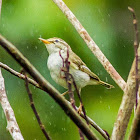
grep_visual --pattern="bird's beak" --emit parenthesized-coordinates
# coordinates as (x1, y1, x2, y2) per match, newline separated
(39, 38, 51, 44)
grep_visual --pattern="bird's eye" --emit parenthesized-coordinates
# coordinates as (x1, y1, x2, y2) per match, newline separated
(55, 40, 59, 42)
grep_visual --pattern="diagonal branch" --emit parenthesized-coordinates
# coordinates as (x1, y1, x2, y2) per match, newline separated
(111, 59, 136, 140)
(0, 34, 98, 140)
(24, 71, 51, 140)
(128, 98, 140, 140)
(59, 42, 85, 139)
(0, 62, 108, 139)
(0, 62, 40, 89)
(52, 0, 126, 91)
(128, 7, 139, 109)
(0, 69, 24, 140)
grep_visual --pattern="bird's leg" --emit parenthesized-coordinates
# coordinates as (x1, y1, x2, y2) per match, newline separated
(77, 89, 83, 114)
(77, 102, 83, 114)
(61, 90, 68, 96)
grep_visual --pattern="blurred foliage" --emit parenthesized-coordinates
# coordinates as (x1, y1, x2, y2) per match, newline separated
(0, 0, 140, 140)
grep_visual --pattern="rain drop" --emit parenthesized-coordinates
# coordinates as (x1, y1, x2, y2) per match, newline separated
(108, 14, 110, 17)
(106, 77, 108, 82)
(51, 105, 54, 109)
(49, 122, 51, 126)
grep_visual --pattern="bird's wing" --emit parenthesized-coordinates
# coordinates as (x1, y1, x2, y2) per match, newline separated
(69, 51, 86, 69)
(69, 51, 100, 81)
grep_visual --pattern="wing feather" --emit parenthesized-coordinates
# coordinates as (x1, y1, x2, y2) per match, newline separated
(69, 51, 100, 81)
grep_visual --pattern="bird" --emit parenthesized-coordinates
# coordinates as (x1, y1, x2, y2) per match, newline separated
(39, 37, 114, 96)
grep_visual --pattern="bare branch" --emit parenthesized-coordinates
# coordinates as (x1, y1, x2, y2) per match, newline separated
(0, 61, 109, 140)
(128, 99, 140, 140)
(52, 0, 126, 91)
(0, 62, 40, 89)
(60, 47, 87, 139)
(111, 59, 136, 140)
(23, 71, 51, 140)
(0, 34, 98, 140)
(128, 6, 140, 108)
(0, 69, 24, 140)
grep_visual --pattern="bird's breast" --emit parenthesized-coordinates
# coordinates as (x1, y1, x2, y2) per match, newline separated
(47, 53, 91, 89)
(47, 53, 63, 72)
(47, 53, 68, 88)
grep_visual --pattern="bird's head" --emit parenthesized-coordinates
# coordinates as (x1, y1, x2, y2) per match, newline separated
(39, 37, 70, 54)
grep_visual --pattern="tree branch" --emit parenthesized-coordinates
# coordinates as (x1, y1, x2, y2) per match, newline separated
(0, 62, 40, 89)
(0, 34, 98, 140)
(0, 69, 24, 140)
(111, 59, 136, 140)
(52, 0, 126, 91)
(0, 61, 109, 139)
(24, 71, 51, 140)
(128, 7, 139, 108)
(59, 42, 85, 139)
(128, 99, 140, 140)
(111, 7, 140, 139)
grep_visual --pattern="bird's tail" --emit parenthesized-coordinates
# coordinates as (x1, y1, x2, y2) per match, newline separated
(99, 81, 114, 89)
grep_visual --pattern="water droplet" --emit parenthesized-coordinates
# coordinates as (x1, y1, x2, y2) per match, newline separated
(50, 112, 52, 116)
(106, 77, 108, 82)
(100, 96, 102, 99)
(108, 14, 110, 17)
(33, 117, 36, 120)
(51, 105, 54, 109)
(18, 81, 21, 85)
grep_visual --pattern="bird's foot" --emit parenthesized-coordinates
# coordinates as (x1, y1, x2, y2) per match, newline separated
(61, 91, 68, 96)
(77, 103, 82, 114)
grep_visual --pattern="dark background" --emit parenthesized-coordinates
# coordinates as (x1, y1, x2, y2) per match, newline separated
(0, 0, 140, 139)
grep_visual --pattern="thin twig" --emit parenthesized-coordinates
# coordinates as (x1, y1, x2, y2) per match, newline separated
(0, 69, 24, 140)
(0, 61, 109, 140)
(128, 7, 139, 109)
(79, 113, 109, 140)
(52, 0, 126, 91)
(59, 49, 76, 110)
(59, 47, 89, 126)
(59, 47, 85, 139)
(23, 70, 51, 140)
(128, 99, 140, 140)
(0, 62, 40, 88)
(0, 34, 98, 140)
